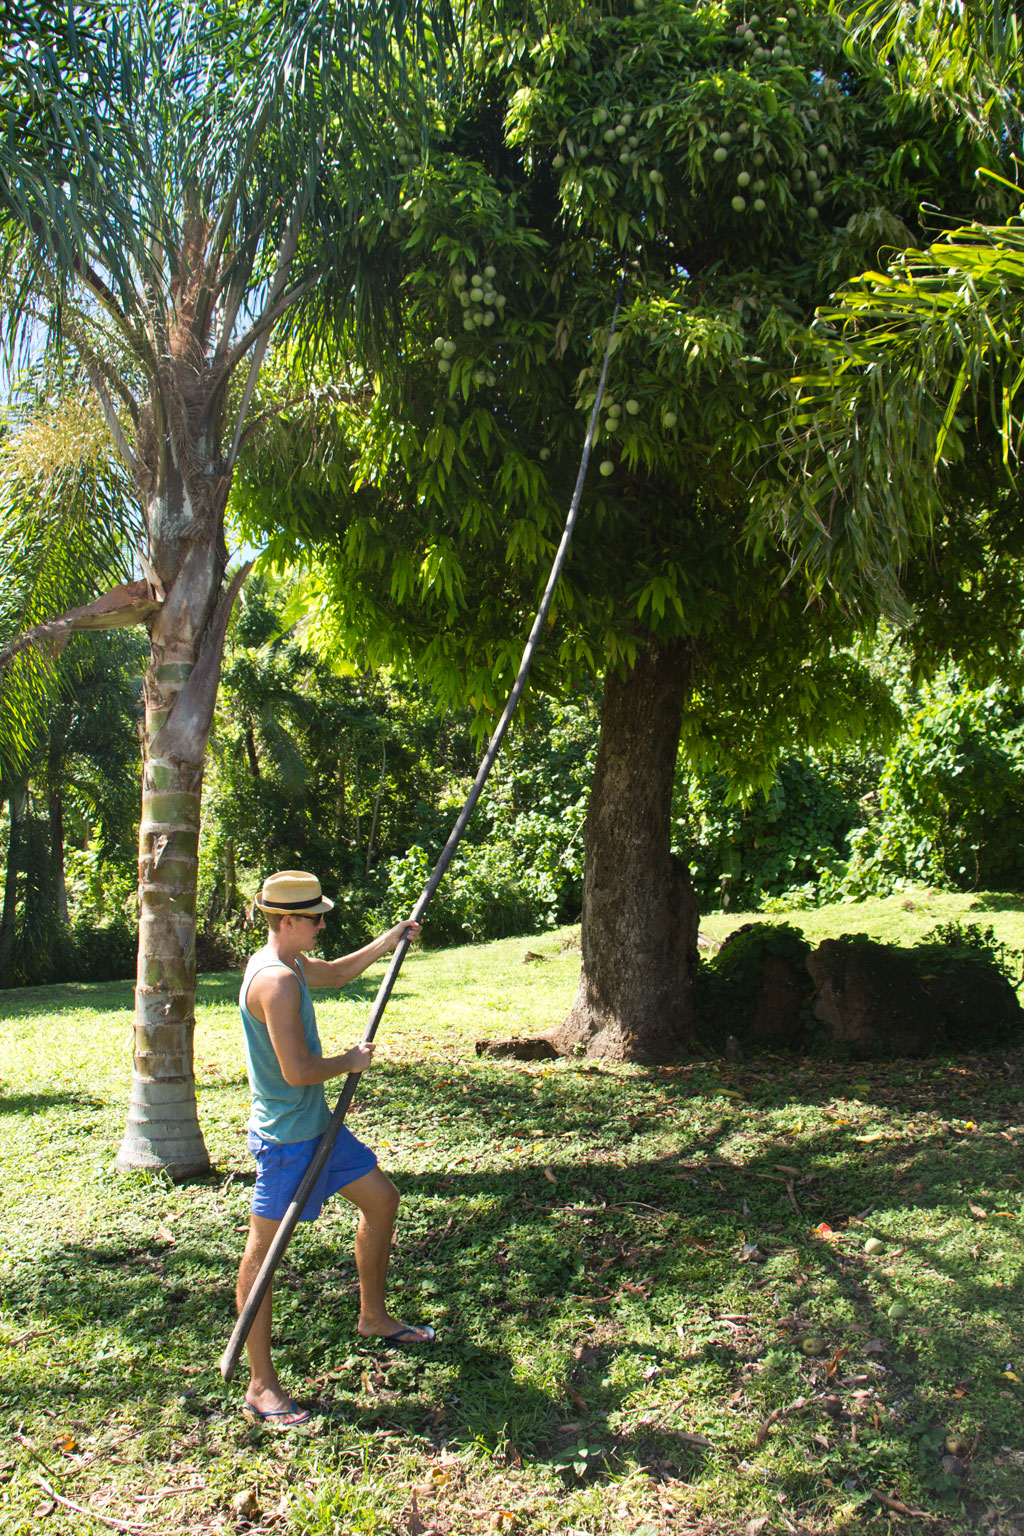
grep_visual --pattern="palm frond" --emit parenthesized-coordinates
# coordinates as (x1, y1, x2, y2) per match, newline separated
(839, 0, 1024, 136)
(0, 387, 140, 775)
(765, 213, 1024, 612)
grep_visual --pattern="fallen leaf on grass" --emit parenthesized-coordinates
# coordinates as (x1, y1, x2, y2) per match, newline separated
(664, 1429, 711, 1447)
(871, 1489, 930, 1518)
(754, 1395, 806, 1447)
(863, 1339, 886, 1355)
(968, 1202, 988, 1219)
(812, 1223, 837, 1241)
(405, 1492, 427, 1535)
(746, 1518, 769, 1536)
(543, 1167, 557, 1185)
(825, 1348, 848, 1379)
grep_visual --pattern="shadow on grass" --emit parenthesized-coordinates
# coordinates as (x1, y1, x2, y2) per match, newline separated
(966, 892, 1024, 914)
(0, 1088, 105, 1115)
(3, 1048, 1021, 1524)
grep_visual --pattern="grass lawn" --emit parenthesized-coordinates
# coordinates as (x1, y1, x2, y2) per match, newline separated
(1, 886, 1022, 1536)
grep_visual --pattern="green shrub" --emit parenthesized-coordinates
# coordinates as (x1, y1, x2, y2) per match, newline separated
(69, 920, 137, 983)
(917, 919, 1023, 988)
(676, 757, 864, 911)
(373, 842, 555, 946)
(696, 921, 812, 1047)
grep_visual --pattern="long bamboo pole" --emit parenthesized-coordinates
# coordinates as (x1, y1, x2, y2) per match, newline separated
(221, 277, 626, 1382)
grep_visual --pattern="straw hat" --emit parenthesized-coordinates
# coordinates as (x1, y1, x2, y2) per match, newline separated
(256, 870, 335, 915)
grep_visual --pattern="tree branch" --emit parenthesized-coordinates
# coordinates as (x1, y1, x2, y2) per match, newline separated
(225, 148, 321, 470)
(83, 362, 144, 480)
(0, 582, 160, 670)
(213, 275, 316, 397)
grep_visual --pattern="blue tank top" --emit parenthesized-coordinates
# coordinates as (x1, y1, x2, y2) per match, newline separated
(239, 951, 330, 1144)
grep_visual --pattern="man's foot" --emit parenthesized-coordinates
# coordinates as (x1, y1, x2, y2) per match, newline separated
(358, 1318, 435, 1349)
(242, 1396, 312, 1429)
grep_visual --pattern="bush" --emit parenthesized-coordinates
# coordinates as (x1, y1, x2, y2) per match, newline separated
(695, 921, 812, 1047)
(676, 757, 865, 911)
(373, 842, 556, 946)
(69, 920, 137, 983)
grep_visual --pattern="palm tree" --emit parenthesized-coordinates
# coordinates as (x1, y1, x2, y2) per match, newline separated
(766, 0, 1024, 610)
(0, 0, 457, 1175)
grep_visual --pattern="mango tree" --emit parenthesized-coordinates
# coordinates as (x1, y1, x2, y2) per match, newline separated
(240, 0, 1012, 1059)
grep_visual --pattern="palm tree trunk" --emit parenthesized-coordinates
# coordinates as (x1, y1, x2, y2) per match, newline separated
(115, 475, 244, 1177)
(48, 785, 69, 923)
(116, 655, 210, 1174)
(0, 786, 27, 985)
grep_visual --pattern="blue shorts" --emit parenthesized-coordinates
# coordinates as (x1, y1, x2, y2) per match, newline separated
(248, 1126, 378, 1222)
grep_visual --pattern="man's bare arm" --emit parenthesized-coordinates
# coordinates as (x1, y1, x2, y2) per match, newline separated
(301, 919, 421, 990)
(250, 969, 374, 1087)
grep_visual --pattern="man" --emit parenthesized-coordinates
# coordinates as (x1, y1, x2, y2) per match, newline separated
(236, 868, 431, 1427)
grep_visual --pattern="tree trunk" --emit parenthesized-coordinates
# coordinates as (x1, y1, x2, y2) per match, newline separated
(549, 640, 699, 1063)
(0, 786, 27, 985)
(115, 474, 241, 1178)
(48, 785, 69, 924)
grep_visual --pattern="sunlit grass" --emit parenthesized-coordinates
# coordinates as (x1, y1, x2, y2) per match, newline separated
(1, 902, 1022, 1535)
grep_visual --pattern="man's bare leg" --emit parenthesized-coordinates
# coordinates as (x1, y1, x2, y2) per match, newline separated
(341, 1167, 434, 1342)
(236, 1213, 308, 1421)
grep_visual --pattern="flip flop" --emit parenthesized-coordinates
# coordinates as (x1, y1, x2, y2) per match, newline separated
(365, 1323, 436, 1350)
(242, 1398, 312, 1429)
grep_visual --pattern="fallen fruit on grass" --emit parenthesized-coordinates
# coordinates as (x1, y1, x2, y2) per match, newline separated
(945, 1434, 969, 1456)
(599, 459, 615, 475)
(887, 1301, 908, 1319)
(863, 1237, 885, 1255)
(801, 1336, 826, 1356)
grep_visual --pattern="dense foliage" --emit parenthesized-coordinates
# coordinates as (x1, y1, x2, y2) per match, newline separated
(239, 0, 1011, 775)
(196, 584, 596, 956)
(0, 629, 144, 987)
